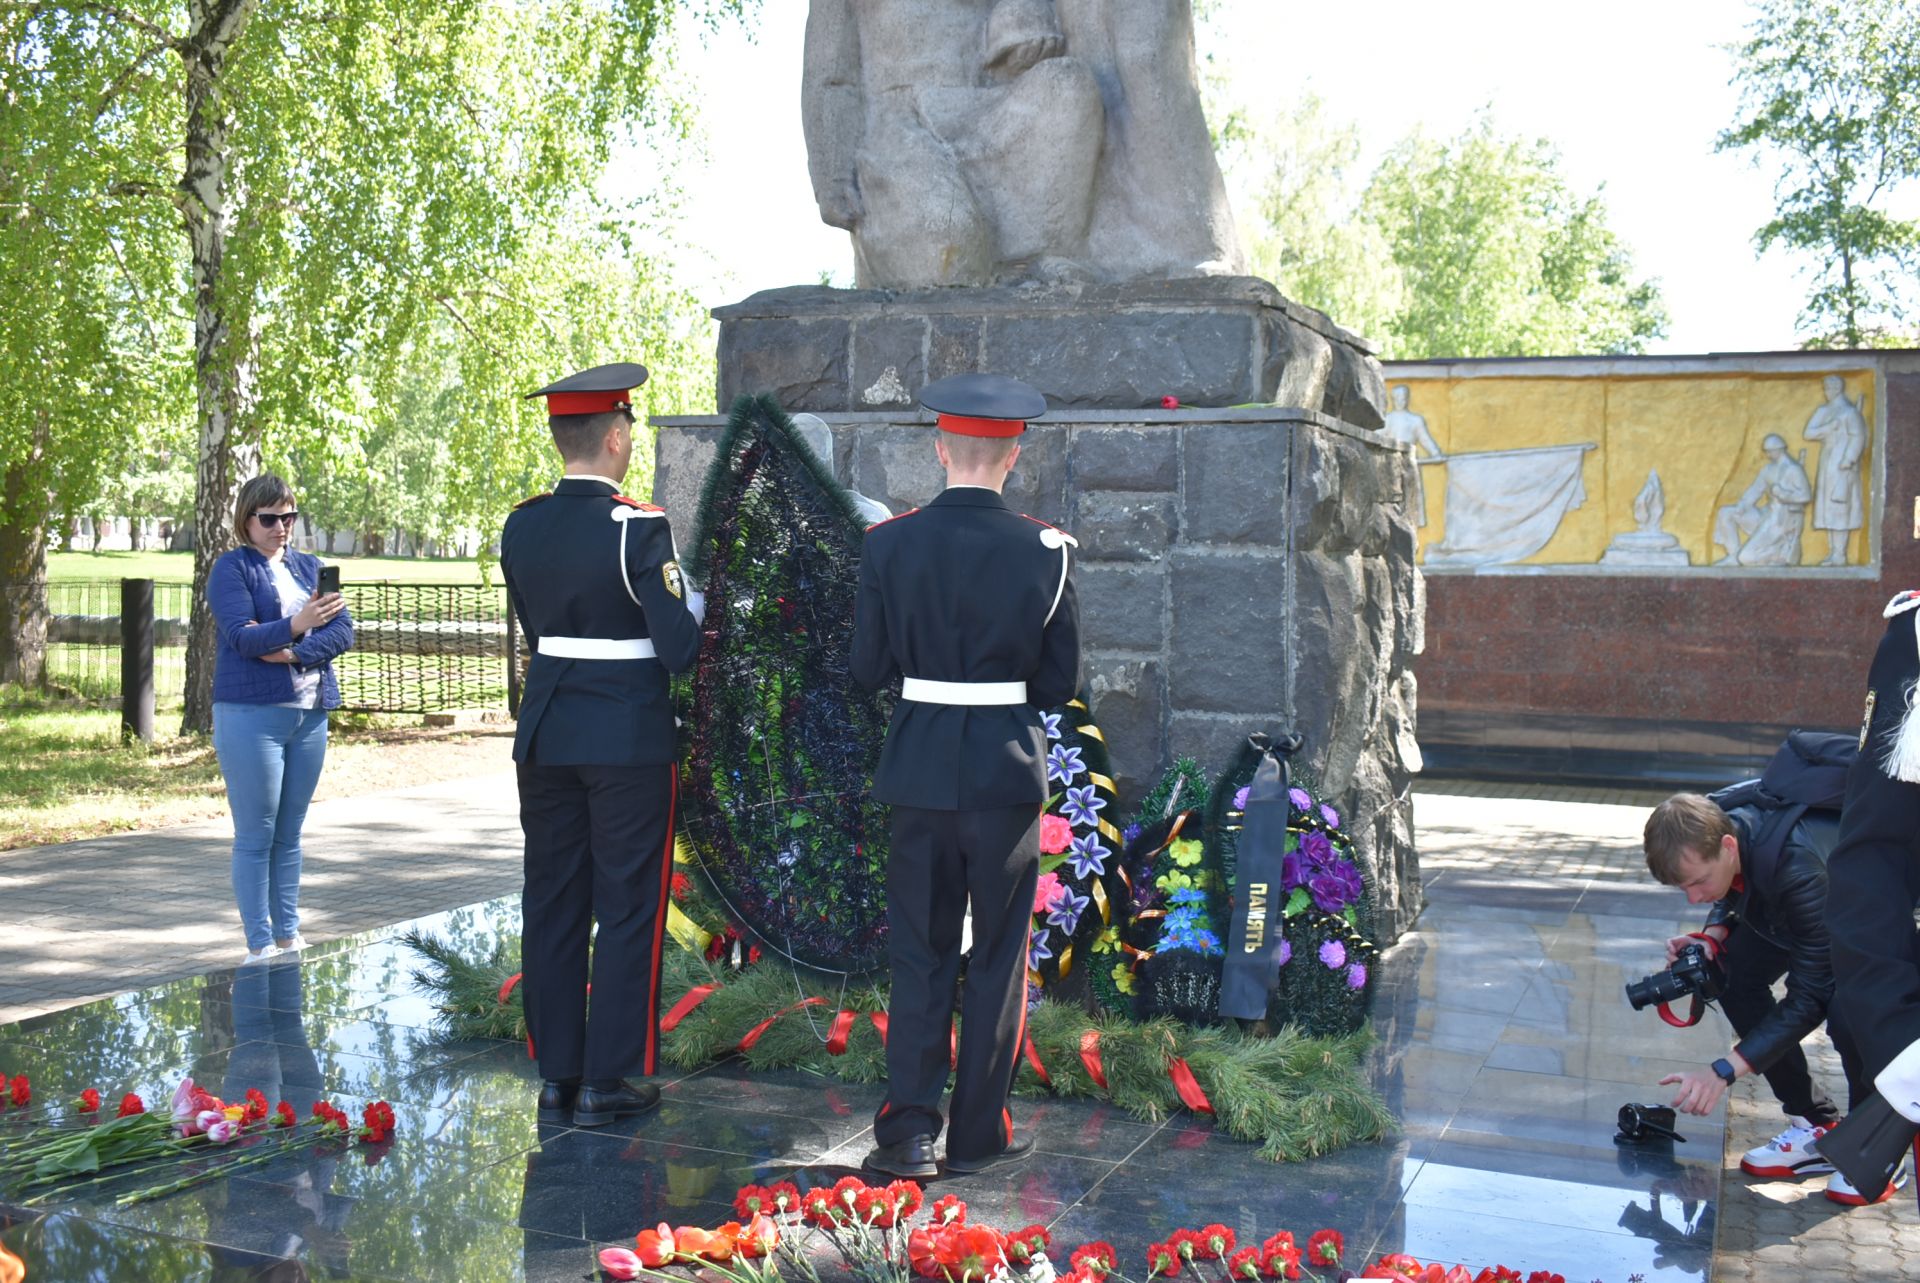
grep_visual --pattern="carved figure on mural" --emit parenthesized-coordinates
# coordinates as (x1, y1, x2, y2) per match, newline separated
(1381, 384, 1444, 527)
(1714, 434, 1813, 567)
(801, 0, 1244, 288)
(1802, 375, 1867, 566)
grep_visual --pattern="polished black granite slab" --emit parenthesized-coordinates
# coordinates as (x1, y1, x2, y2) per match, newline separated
(1, 873, 1728, 1282)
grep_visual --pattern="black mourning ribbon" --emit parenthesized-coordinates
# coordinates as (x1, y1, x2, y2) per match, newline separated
(1218, 731, 1305, 1021)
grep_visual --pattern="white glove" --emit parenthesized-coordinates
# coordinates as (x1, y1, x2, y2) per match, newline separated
(686, 589, 707, 627)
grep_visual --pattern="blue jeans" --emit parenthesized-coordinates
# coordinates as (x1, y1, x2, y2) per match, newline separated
(213, 702, 329, 950)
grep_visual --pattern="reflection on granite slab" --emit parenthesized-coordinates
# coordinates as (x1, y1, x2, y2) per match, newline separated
(1, 875, 1727, 1282)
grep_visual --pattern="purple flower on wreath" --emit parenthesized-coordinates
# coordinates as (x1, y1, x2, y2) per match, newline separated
(1320, 803, 1341, 829)
(1041, 712, 1062, 741)
(1281, 851, 1306, 891)
(1319, 939, 1347, 969)
(1299, 830, 1335, 868)
(1047, 888, 1089, 934)
(1346, 962, 1368, 990)
(1289, 786, 1312, 811)
(1028, 934, 1055, 970)
(1047, 744, 1086, 786)
(1232, 786, 1250, 811)
(1274, 937, 1293, 968)
(1309, 867, 1363, 914)
(1060, 785, 1106, 828)
(1065, 833, 1111, 880)
(1123, 822, 1142, 844)
(1026, 980, 1044, 1012)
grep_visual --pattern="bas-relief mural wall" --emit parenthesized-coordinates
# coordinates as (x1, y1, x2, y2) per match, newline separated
(1385, 368, 1879, 572)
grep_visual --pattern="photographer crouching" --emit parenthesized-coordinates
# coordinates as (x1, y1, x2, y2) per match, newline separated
(1640, 790, 1883, 1204)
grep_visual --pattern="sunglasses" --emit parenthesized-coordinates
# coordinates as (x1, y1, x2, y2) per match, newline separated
(252, 511, 300, 528)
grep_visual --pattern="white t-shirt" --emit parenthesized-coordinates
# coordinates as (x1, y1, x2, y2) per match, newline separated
(268, 556, 323, 709)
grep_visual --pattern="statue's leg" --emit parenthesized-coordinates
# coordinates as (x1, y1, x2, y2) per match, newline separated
(955, 57, 1104, 272)
(852, 106, 994, 288)
(1824, 529, 1850, 565)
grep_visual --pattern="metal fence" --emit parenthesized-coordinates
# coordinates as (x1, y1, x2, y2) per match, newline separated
(0, 579, 516, 716)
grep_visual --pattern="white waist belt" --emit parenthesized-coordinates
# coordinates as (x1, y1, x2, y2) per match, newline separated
(900, 677, 1028, 706)
(537, 636, 657, 660)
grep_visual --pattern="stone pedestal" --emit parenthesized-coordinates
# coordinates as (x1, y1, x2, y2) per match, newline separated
(1598, 532, 1691, 568)
(711, 277, 1388, 430)
(653, 406, 1425, 942)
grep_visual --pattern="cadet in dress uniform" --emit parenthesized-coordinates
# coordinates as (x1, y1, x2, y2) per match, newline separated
(851, 373, 1082, 1178)
(1823, 589, 1920, 1201)
(500, 362, 703, 1128)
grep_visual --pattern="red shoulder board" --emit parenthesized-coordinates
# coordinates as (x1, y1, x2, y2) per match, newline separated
(612, 495, 663, 511)
(513, 492, 551, 509)
(866, 507, 920, 532)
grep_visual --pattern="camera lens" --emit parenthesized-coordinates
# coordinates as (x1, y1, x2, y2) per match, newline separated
(1624, 968, 1687, 1010)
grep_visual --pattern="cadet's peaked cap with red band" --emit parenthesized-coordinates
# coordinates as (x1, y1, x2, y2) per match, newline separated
(525, 361, 649, 417)
(920, 372, 1047, 438)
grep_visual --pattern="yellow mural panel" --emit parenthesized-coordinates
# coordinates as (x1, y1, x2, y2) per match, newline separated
(1385, 369, 1876, 570)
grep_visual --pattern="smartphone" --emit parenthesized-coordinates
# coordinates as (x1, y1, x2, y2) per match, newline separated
(318, 565, 341, 596)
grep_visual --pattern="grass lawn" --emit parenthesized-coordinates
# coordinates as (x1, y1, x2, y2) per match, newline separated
(47, 549, 488, 585)
(0, 695, 514, 850)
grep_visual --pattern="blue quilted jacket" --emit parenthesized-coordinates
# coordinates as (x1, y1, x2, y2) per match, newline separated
(207, 546, 354, 708)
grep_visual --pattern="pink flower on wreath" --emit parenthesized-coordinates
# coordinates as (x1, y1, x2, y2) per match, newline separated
(1033, 871, 1065, 914)
(1039, 814, 1074, 855)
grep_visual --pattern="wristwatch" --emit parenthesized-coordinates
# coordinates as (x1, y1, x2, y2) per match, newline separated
(1711, 1057, 1737, 1085)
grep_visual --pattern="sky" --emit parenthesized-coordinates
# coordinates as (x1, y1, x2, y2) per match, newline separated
(636, 0, 1916, 356)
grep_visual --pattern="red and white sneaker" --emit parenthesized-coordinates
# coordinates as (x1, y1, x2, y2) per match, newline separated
(1740, 1117, 1835, 1178)
(1826, 1155, 1912, 1206)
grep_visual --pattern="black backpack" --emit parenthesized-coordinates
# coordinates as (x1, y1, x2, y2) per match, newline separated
(1705, 730, 1856, 881)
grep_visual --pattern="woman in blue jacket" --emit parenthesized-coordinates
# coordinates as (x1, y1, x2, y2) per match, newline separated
(208, 474, 354, 964)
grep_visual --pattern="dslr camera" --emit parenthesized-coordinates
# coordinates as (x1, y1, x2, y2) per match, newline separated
(1625, 941, 1726, 1011)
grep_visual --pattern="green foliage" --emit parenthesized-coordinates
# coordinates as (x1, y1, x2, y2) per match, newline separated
(1362, 114, 1668, 359)
(1719, 0, 1920, 346)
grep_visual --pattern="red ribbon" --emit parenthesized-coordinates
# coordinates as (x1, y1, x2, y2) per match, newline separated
(737, 997, 827, 1053)
(497, 973, 536, 1060)
(950, 1020, 958, 1070)
(660, 983, 719, 1033)
(1167, 1057, 1214, 1114)
(826, 1009, 857, 1056)
(870, 1012, 889, 1045)
(1023, 1034, 1052, 1087)
(1079, 1030, 1107, 1089)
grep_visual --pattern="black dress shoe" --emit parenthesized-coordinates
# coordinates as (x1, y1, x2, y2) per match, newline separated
(572, 1081, 661, 1127)
(536, 1080, 578, 1124)
(944, 1135, 1035, 1175)
(863, 1134, 939, 1179)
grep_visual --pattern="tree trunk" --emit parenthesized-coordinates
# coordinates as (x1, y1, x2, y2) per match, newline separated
(0, 411, 52, 688)
(178, 0, 261, 735)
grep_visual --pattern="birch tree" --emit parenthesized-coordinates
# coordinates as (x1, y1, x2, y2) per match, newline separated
(1, 0, 741, 728)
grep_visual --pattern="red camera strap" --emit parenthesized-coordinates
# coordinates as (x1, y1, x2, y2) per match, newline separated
(1655, 933, 1723, 1027)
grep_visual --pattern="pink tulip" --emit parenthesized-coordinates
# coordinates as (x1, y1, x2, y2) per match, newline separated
(170, 1078, 200, 1122)
(188, 1108, 223, 1136)
(598, 1247, 643, 1280)
(206, 1118, 239, 1144)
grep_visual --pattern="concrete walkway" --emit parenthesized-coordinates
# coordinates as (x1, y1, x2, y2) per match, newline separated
(0, 771, 523, 1025)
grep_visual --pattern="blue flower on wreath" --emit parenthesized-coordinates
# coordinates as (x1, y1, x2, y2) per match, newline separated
(1064, 833, 1111, 880)
(1060, 784, 1106, 828)
(1046, 888, 1089, 934)
(1041, 712, 1062, 742)
(1046, 744, 1086, 786)
(1027, 934, 1054, 971)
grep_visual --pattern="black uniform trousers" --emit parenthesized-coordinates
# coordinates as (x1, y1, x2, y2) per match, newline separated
(874, 802, 1040, 1162)
(1718, 923, 1866, 1122)
(1827, 780, 1920, 1078)
(517, 760, 676, 1082)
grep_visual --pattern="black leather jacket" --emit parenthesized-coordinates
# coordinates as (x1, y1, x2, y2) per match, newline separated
(1704, 805, 1841, 1073)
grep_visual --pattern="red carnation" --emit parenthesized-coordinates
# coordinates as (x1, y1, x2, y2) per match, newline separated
(766, 1180, 802, 1214)
(1197, 1225, 1234, 1260)
(1306, 1229, 1342, 1266)
(1168, 1229, 1203, 1261)
(1370, 1255, 1425, 1281)
(800, 1187, 839, 1226)
(1005, 1224, 1050, 1265)
(734, 1184, 771, 1219)
(273, 1101, 295, 1128)
(1146, 1242, 1182, 1278)
(116, 1093, 145, 1118)
(1474, 1268, 1523, 1283)
(930, 1193, 967, 1225)
(8, 1074, 29, 1108)
(77, 1089, 101, 1112)
(887, 1179, 923, 1220)
(1524, 1274, 1565, 1283)
(1227, 1247, 1261, 1279)
(244, 1088, 268, 1122)
(855, 1183, 904, 1227)
(1071, 1243, 1117, 1277)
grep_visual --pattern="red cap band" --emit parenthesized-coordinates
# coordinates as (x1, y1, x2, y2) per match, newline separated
(546, 391, 632, 416)
(937, 412, 1024, 438)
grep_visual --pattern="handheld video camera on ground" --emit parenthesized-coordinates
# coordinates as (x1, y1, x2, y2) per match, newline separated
(1625, 941, 1726, 1012)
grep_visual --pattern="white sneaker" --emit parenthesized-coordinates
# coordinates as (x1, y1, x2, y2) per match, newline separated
(1826, 1154, 1912, 1206)
(1740, 1117, 1835, 1178)
(241, 946, 284, 967)
(276, 934, 311, 951)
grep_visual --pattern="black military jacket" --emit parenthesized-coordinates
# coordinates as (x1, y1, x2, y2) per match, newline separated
(851, 486, 1082, 810)
(500, 476, 702, 766)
